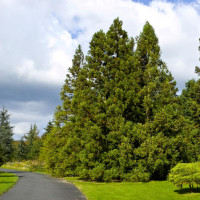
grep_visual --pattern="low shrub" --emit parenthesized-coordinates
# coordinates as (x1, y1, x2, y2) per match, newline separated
(169, 163, 200, 190)
(103, 168, 120, 182)
(75, 166, 90, 180)
(89, 164, 105, 181)
(123, 167, 150, 182)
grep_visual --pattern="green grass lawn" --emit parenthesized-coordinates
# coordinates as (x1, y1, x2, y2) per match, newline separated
(3, 162, 200, 200)
(65, 177, 200, 200)
(0, 171, 18, 195)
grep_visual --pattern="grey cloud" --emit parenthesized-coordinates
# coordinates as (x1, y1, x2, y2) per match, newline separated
(0, 81, 61, 104)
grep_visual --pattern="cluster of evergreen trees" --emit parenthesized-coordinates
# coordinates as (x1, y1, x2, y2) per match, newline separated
(1, 18, 199, 182)
(0, 106, 42, 164)
(39, 18, 200, 181)
(15, 124, 42, 161)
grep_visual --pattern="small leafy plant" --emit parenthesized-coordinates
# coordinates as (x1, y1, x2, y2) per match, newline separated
(169, 163, 200, 191)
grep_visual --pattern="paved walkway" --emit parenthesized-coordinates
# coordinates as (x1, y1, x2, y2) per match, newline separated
(0, 168, 86, 200)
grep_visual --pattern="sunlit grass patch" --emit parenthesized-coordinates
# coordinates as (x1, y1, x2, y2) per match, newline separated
(0, 171, 18, 195)
(2, 161, 30, 171)
(64, 177, 200, 200)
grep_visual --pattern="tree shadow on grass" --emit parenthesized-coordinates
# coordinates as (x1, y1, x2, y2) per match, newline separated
(0, 174, 16, 177)
(0, 170, 28, 174)
(174, 188, 200, 194)
(0, 181, 16, 184)
(0, 171, 24, 178)
(8, 171, 28, 173)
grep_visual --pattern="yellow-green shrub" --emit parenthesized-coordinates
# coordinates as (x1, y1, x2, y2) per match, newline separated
(169, 163, 200, 189)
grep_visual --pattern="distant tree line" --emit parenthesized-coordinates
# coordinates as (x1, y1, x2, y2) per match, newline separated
(0, 107, 42, 165)
(38, 18, 200, 181)
(14, 124, 42, 161)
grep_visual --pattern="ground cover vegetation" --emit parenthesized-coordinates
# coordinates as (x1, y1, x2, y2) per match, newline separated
(0, 171, 18, 195)
(38, 18, 200, 182)
(65, 177, 200, 200)
(1, 160, 46, 173)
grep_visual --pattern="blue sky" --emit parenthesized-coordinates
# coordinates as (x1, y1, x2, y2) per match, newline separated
(0, 0, 199, 139)
(136, 0, 196, 4)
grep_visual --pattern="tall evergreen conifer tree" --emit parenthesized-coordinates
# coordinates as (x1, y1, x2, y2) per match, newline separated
(40, 19, 191, 181)
(0, 107, 13, 164)
(74, 18, 138, 181)
(132, 22, 188, 180)
(16, 136, 28, 161)
(25, 124, 41, 160)
(181, 40, 200, 127)
(40, 45, 87, 176)
(178, 41, 200, 166)
(134, 22, 177, 122)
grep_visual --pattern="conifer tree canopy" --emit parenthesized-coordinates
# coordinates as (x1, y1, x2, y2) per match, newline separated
(40, 18, 197, 181)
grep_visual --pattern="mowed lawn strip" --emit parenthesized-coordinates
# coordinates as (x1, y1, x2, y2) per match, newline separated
(64, 177, 200, 200)
(0, 171, 18, 195)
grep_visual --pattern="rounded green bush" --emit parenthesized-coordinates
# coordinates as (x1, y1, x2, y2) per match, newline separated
(169, 163, 200, 189)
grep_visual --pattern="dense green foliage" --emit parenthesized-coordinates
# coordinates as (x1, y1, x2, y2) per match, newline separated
(0, 108, 13, 166)
(40, 18, 200, 181)
(180, 78, 200, 128)
(15, 137, 28, 161)
(169, 163, 200, 190)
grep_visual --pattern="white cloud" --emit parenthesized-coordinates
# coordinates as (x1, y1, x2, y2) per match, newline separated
(1, 0, 199, 87)
(0, 0, 78, 86)
(12, 122, 29, 139)
(1, 0, 200, 138)
(9, 100, 53, 139)
(39, 0, 200, 90)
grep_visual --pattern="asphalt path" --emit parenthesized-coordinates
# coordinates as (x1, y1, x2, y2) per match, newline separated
(0, 168, 86, 200)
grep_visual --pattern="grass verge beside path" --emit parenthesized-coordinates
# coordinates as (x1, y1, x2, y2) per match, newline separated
(0, 171, 18, 195)
(64, 177, 200, 200)
(2, 161, 47, 174)
(3, 162, 200, 200)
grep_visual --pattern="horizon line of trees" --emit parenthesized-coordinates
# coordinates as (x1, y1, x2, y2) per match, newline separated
(0, 107, 42, 165)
